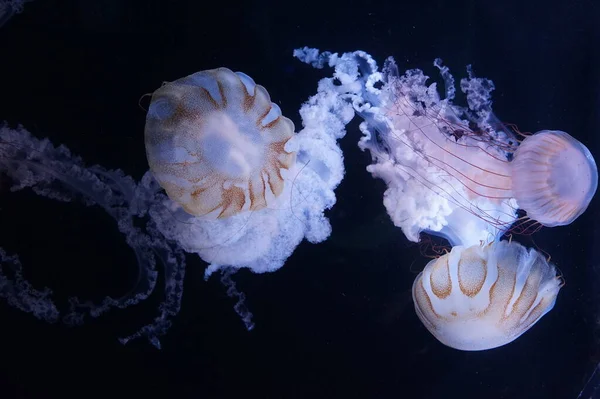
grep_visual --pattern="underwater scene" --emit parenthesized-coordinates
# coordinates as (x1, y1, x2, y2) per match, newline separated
(1, 0, 599, 398)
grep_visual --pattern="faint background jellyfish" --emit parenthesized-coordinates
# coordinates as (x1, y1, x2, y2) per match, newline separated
(143, 67, 349, 327)
(0, 124, 185, 348)
(294, 47, 598, 248)
(0, 0, 31, 28)
(412, 240, 563, 351)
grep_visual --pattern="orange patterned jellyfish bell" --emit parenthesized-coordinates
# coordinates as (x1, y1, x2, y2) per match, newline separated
(144, 67, 296, 218)
(412, 240, 563, 351)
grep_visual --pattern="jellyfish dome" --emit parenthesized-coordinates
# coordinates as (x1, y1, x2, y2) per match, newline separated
(144, 67, 349, 276)
(144, 67, 296, 218)
(510, 130, 598, 227)
(412, 240, 562, 351)
(294, 47, 598, 247)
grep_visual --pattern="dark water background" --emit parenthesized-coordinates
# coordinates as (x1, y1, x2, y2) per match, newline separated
(0, 0, 599, 398)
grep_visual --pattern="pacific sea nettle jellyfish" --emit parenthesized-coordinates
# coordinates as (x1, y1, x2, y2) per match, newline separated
(0, 64, 349, 345)
(412, 240, 562, 350)
(143, 67, 348, 278)
(294, 47, 598, 248)
(294, 47, 597, 350)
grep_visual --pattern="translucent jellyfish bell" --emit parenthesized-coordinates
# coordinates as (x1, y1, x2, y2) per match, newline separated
(412, 240, 562, 351)
(510, 130, 598, 227)
(144, 67, 296, 218)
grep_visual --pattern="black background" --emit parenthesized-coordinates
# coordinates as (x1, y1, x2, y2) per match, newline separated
(1, 0, 599, 398)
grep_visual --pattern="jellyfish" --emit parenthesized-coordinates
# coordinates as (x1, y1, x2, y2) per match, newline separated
(294, 47, 598, 247)
(0, 0, 30, 28)
(510, 129, 597, 227)
(412, 240, 562, 351)
(0, 66, 349, 346)
(144, 67, 348, 277)
(293, 47, 596, 350)
(144, 67, 296, 219)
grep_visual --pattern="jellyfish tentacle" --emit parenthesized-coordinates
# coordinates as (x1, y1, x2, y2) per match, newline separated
(0, 125, 185, 348)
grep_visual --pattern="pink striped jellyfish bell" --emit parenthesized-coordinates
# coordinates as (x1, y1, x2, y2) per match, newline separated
(510, 130, 598, 227)
(144, 67, 296, 218)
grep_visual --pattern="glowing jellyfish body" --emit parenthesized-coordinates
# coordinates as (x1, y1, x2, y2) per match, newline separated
(144, 67, 296, 218)
(294, 47, 598, 247)
(144, 67, 348, 276)
(412, 240, 562, 351)
(510, 130, 598, 226)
